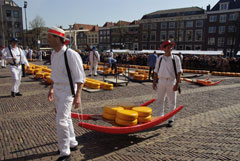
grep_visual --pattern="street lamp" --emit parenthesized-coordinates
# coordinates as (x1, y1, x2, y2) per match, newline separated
(24, 1, 28, 47)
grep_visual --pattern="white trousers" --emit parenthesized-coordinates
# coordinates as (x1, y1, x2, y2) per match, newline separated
(156, 78, 177, 122)
(1, 59, 6, 67)
(89, 61, 98, 75)
(54, 84, 78, 157)
(9, 65, 22, 93)
(39, 55, 42, 61)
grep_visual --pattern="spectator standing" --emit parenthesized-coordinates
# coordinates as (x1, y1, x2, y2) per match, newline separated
(147, 51, 157, 80)
(88, 47, 100, 76)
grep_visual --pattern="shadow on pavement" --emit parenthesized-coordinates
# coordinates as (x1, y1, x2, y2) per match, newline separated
(77, 131, 160, 160)
(0, 95, 11, 98)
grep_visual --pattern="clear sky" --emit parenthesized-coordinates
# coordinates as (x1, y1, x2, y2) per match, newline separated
(16, 0, 219, 29)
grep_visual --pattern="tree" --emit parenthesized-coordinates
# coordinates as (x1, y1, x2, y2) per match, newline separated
(28, 15, 46, 49)
(29, 15, 45, 29)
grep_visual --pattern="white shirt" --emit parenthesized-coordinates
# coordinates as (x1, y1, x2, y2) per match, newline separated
(89, 50, 100, 63)
(51, 45, 86, 85)
(3, 46, 29, 66)
(154, 55, 182, 79)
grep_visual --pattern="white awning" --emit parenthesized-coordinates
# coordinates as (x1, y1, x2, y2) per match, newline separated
(236, 51, 240, 55)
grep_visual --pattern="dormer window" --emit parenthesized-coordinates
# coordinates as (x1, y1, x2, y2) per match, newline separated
(219, 2, 229, 10)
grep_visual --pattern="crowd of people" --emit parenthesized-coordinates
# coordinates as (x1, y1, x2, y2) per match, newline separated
(78, 51, 240, 73)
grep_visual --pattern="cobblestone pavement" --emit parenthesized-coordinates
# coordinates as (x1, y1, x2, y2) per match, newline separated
(0, 62, 239, 161)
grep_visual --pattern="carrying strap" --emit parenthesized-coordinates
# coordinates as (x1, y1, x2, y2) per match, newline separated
(64, 48, 75, 97)
(172, 55, 181, 94)
(157, 57, 162, 74)
(8, 45, 16, 65)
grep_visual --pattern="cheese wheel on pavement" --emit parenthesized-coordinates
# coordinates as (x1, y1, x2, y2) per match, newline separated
(104, 106, 124, 115)
(115, 117, 137, 126)
(132, 106, 152, 117)
(116, 110, 138, 121)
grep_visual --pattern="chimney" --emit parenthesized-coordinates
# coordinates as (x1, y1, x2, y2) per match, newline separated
(207, 4, 211, 11)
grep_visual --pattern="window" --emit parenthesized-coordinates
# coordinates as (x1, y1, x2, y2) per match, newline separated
(142, 32, 148, 41)
(169, 22, 175, 29)
(168, 31, 175, 41)
(185, 45, 192, 50)
(15, 32, 20, 38)
(186, 21, 193, 28)
(160, 31, 166, 41)
(195, 30, 203, 41)
(7, 21, 12, 28)
(186, 30, 193, 41)
(208, 27, 216, 33)
(208, 37, 215, 45)
(194, 45, 202, 50)
(219, 14, 227, 23)
(177, 45, 183, 50)
(161, 22, 167, 29)
(100, 31, 103, 35)
(196, 20, 203, 27)
(143, 24, 148, 30)
(227, 37, 235, 45)
(177, 31, 184, 42)
(179, 22, 184, 29)
(150, 31, 156, 41)
(228, 26, 236, 33)
(142, 44, 148, 50)
(150, 45, 156, 50)
(107, 30, 110, 35)
(151, 23, 157, 30)
(6, 10, 11, 17)
(209, 15, 217, 22)
(13, 11, 19, 18)
(100, 37, 103, 43)
(219, 26, 225, 34)
(218, 37, 225, 47)
(14, 22, 20, 28)
(229, 13, 237, 21)
(219, 3, 228, 10)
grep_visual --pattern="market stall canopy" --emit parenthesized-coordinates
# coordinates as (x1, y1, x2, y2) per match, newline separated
(236, 51, 240, 55)
(171, 50, 224, 55)
(105, 49, 131, 53)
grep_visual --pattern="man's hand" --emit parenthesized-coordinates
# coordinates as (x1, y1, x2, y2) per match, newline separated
(48, 89, 54, 102)
(73, 94, 81, 109)
(173, 84, 178, 91)
(153, 82, 157, 90)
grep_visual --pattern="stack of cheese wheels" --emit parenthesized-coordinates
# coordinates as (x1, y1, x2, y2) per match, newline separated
(102, 105, 124, 120)
(115, 110, 138, 126)
(132, 106, 152, 123)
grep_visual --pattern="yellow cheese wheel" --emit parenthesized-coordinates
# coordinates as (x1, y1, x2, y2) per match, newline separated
(102, 112, 115, 120)
(104, 106, 124, 115)
(104, 86, 114, 90)
(115, 117, 137, 126)
(116, 110, 138, 121)
(132, 106, 152, 117)
(138, 115, 152, 123)
(117, 102, 136, 110)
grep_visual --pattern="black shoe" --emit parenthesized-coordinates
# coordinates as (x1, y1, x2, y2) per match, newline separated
(166, 121, 174, 128)
(56, 155, 71, 161)
(11, 92, 16, 97)
(15, 92, 23, 96)
(94, 75, 97, 77)
(88, 74, 92, 77)
(57, 146, 78, 154)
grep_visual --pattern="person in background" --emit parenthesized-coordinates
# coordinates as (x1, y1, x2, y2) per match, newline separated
(1, 45, 7, 68)
(153, 40, 182, 127)
(2, 38, 30, 97)
(147, 51, 158, 80)
(88, 46, 100, 76)
(108, 51, 117, 72)
(47, 27, 85, 161)
(38, 49, 43, 61)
